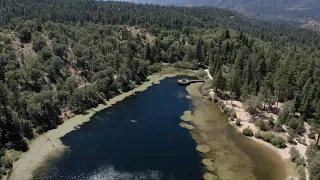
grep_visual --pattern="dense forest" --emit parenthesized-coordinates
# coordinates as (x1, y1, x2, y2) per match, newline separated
(0, 0, 320, 179)
(1, 0, 320, 47)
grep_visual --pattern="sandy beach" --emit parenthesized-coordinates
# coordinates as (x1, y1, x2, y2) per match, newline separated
(9, 69, 196, 180)
(203, 69, 310, 180)
(8, 68, 308, 180)
(182, 82, 287, 180)
(223, 99, 311, 179)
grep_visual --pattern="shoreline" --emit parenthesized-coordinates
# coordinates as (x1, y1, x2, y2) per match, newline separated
(202, 69, 302, 179)
(8, 68, 304, 180)
(183, 83, 258, 180)
(221, 99, 305, 180)
(9, 69, 197, 180)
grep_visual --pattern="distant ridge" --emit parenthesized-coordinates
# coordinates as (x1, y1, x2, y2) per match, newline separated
(113, 0, 320, 21)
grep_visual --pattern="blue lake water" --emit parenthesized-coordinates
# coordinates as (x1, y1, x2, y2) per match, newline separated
(33, 75, 286, 180)
(34, 76, 203, 180)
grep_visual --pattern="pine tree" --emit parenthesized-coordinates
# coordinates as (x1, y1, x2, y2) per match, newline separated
(301, 96, 314, 120)
(227, 66, 242, 97)
(224, 29, 230, 40)
(195, 38, 204, 63)
(145, 43, 151, 62)
(214, 70, 226, 92)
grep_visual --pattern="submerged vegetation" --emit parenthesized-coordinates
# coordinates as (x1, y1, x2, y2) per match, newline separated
(0, 0, 319, 177)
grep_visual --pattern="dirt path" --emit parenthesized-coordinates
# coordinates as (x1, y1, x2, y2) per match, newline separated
(204, 69, 213, 80)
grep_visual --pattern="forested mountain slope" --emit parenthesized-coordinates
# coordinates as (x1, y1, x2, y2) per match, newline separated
(1, 0, 320, 47)
(182, 0, 320, 21)
(0, 0, 320, 179)
(0, 21, 153, 153)
(122, 0, 320, 21)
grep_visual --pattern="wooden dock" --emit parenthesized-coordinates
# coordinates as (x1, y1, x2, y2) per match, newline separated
(178, 79, 204, 85)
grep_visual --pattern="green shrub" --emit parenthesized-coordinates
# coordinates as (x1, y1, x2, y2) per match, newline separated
(23, 121, 34, 139)
(268, 117, 275, 128)
(255, 131, 286, 148)
(297, 166, 306, 180)
(290, 147, 300, 162)
(308, 153, 320, 180)
(19, 27, 32, 43)
(148, 63, 162, 74)
(254, 131, 262, 139)
(223, 107, 230, 114)
(236, 118, 241, 126)
(230, 117, 235, 121)
(243, 127, 254, 137)
(288, 130, 296, 144)
(53, 43, 68, 58)
(220, 102, 226, 110)
(295, 157, 305, 166)
(258, 119, 268, 131)
(197, 71, 207, 79)
(270, 136, 286, 148)
(230, 108, 237, 118)
(41, 47, 53, 60)
(32, 35, 46, 51)
(14, 138, 29, 152)
(306, 143, 317, 162)
(0, 167, 7, 175)
(0, 156, 13, 169)
(0, 36, 11, 44)
(173, 61, 197, 70)
(288, 118, 305, 135)
(273, 121, 283, 132)
(308, 132, 316, 139)
(261, 132, 275, 143)
(244, 96, 260, 115)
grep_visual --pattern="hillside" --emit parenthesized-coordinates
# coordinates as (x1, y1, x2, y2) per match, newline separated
(301, 18, 320, 31)
(121, 0, 320, 23)
(0, 1, 320, 179)
(183, 0, 320, 27)
(1, 0, 320, 47)
(0, 20, 154, 152)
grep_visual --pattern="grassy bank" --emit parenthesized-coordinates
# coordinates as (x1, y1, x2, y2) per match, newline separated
(181, 82, 286, 180)
(8, 68, 197, 180)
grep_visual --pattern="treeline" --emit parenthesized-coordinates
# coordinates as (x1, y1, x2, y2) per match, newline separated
(0, 11, 319, 155)
(0, 20, 151, 154)
(0, 0, 320, 47)
(206, 29, 320, 136)
(153, 27, 320, 133)
(0, 0, 320, 177)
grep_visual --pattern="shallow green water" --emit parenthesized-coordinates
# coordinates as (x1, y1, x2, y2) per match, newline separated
(33, 76, 286, 180)
(208, 101, 286, 180)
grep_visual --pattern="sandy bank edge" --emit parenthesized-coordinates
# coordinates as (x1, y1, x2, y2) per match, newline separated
(9, 70, 196, 180)
(203, 68, 302, 179)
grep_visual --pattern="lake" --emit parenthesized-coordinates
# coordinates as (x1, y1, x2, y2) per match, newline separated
(33, 76, 285, 180)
